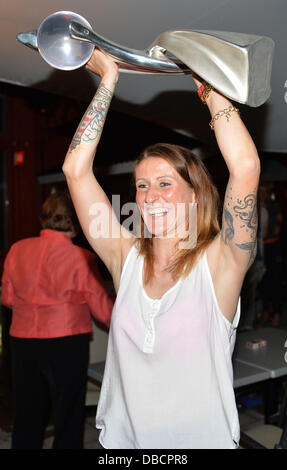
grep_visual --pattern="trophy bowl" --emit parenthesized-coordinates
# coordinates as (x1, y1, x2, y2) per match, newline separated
(37, 11, 95, 70)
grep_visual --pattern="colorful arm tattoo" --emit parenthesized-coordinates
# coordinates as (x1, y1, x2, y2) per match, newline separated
(69, 84, 113, 152)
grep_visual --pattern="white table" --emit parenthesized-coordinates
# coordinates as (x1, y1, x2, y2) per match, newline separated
(233, 328, 287, 378)
(233, 360, 270, 388)
(233, 328, 287, 428)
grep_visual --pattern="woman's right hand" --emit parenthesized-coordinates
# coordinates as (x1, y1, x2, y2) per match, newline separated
(85, 49, 119, 82)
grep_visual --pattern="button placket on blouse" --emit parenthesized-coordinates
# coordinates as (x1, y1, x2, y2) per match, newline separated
(143, 300, 160, 353)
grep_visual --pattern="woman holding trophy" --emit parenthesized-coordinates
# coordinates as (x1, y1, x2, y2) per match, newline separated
(63, 49, 260, 449)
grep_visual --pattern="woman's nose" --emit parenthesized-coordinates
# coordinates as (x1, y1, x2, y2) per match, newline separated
(145, 187, 159, 203)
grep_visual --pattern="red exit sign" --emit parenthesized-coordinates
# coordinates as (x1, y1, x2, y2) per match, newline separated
(14, 150, 25, 166)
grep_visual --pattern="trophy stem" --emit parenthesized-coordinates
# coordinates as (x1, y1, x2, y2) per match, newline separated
(69, 21, 192, 75)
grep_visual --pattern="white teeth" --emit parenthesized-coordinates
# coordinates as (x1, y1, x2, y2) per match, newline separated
(148, 207, 169, 216)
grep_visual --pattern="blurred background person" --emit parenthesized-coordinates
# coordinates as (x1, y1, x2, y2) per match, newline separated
(256, 184, 283, 328)
(1, 190, 113, 449)
(239, 187, 269, 331)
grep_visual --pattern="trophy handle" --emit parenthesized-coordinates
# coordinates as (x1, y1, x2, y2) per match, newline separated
(69, 21, 191, 74)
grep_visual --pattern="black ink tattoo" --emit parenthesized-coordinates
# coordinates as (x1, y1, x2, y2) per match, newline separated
(69, 84, 113, 152)
(236, 240, 257, 267)
(222, 189, 258, 266)
(221, 208, 234, 244)
(235, 242, 254, 250)
(233, 194, 257, 231)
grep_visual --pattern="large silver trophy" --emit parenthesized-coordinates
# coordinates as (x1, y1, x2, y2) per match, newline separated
(17, 11, 275, 107)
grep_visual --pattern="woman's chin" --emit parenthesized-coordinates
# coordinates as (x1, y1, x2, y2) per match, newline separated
(146, 225, 178, 240)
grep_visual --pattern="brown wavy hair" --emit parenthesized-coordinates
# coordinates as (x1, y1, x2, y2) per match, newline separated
(40, 190, 79, 234)
(133, 143, 221, 284)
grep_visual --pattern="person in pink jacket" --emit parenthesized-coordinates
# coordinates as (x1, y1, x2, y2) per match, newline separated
(1, 190, 114, 449)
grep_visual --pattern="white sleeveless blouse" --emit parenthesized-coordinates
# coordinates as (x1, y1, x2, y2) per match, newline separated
(96, 244, 240, 449)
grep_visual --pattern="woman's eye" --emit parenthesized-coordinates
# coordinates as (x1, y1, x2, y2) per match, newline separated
(136, 183, 148, 190)
(160, 182, 171, 187)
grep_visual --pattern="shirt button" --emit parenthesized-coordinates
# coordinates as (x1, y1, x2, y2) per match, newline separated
(152, 301, 160, 313)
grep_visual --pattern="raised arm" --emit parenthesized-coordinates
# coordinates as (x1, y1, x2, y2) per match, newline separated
(63, 51, 133, 283)
(194, 78, 261, 321)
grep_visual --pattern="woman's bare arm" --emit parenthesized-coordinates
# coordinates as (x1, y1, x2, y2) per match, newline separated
(63, 51, 134, 279)
(194, 78, 261, 322)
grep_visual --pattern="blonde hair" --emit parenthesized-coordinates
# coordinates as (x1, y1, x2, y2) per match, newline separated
(133, 143, 221, 284)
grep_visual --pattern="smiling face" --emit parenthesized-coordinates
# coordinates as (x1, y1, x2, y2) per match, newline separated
(135, 156, 196, 239)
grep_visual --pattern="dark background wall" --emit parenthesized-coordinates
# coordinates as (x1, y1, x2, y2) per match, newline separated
(1, 81, 287, 279)
(0, 82, 202, 277)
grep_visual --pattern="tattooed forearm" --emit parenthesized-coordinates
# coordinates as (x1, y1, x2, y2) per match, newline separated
(222, 188, 258, 265)
(69, 84, 113, 152)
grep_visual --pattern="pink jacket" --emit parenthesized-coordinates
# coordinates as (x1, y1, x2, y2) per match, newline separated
(1, 229, 113, 338)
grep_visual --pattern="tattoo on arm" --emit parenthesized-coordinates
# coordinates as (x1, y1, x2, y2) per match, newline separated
(236, 240, 257, 266)
(69, 84, 113, 152)
(221, 189, 258, 266)
(221, 208, 234, 244)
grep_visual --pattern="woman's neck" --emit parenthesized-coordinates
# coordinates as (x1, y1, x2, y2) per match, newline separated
(151, 237, 178, 271)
